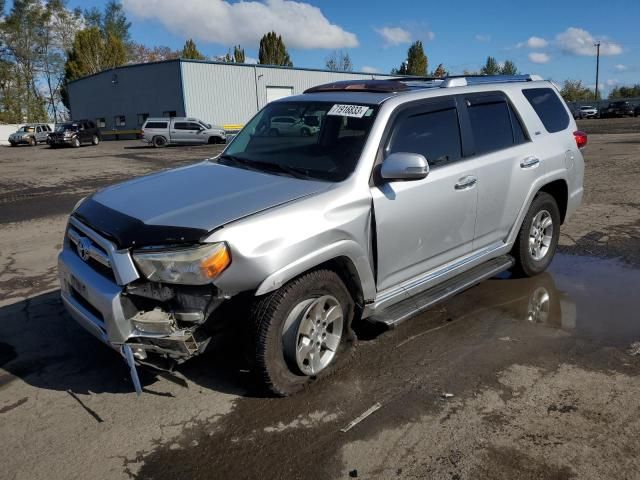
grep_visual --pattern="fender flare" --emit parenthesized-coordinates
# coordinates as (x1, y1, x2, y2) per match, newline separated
(254, 239, 376, 301)
(506, 172, 569, 246)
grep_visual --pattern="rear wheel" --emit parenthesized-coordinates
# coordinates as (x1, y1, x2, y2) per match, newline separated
(511, 192, 561, 277)
(153, 136, 167, 148)
(91, 135, 99, 146)
(10, 141, 16, 147)
(251, 269, 355, 396)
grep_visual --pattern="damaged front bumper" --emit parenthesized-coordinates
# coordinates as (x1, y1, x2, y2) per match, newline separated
(58, 218, 226, 391)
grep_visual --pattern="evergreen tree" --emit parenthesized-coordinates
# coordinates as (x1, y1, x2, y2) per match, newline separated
(500, 60, 518, 75)
(480, 56, 500, 75)
(406, 40, 427, 76)
(258, 32, 292, 66)
(233, 45, 245, 63)
(181, 39, 205, 60)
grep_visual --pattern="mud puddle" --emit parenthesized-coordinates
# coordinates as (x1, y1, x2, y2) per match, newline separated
(127, 254, 640, 478)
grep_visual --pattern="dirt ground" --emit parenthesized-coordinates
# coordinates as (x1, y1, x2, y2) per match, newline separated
(1, 120, 639, 480)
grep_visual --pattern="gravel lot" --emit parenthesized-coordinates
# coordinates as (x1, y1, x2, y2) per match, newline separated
(1, 120, 639, 480)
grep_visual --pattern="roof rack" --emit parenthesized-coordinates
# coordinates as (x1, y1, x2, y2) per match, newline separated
(304, 74, 543, 94)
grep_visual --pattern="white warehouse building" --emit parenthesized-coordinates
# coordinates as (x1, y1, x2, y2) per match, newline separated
(67, 59, 393, 131)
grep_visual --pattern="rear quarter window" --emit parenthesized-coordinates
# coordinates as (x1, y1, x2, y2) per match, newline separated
(145, 122, 168, 129)
(522, 88, 570, 133)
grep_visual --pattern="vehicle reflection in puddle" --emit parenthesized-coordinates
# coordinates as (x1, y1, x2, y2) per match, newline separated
(451, 253, 640, 346)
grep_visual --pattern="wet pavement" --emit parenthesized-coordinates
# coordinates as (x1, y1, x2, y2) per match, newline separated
(2, 253, 639, 479)
(130, 253, 640, 479)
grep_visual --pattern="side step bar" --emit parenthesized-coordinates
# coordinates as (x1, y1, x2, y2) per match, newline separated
(369, 255, 515, 328)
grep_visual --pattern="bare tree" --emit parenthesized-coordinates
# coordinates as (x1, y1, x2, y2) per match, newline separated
(325, 50, 352, 72)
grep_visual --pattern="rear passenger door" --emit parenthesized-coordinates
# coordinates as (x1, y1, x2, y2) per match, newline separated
(170, 121, 188, 143)
(460, 92, 537, 249)
(371, 97, 478, 291)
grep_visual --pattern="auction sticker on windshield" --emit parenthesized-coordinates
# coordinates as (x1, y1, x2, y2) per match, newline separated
(327, 104, 370, 118)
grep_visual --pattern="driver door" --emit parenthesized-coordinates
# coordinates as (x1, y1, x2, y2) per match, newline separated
(371, 97, 478, 292)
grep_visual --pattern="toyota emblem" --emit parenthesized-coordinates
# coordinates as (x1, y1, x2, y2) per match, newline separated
(77, 237, 92, 261)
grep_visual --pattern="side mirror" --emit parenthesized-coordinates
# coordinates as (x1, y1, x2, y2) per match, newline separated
(380, 152, 429, 181)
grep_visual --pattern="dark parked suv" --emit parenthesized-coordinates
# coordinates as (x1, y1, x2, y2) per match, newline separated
(48, 119, 101, 148)
(601, 101, 634, 118)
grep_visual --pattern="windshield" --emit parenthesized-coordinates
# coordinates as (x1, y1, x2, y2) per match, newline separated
(19, 126, 35, 133)
(219, 101, 378, 182)
(55, 123, 77, 132)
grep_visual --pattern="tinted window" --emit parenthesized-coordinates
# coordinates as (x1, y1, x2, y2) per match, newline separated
(522, 88, 569, 133)
(388, 107, 461, 168)
(145, 121, 168, 129)
(468, 98, 514, 155)
(173, 122, 188, 130)
(88, 121, 96, 129)
(186, 122, 202, 130)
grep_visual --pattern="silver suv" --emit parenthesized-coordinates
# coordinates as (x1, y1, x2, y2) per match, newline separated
(9, 123, 52, 146)
(58, 74, 585, 395)
(141, 117, 226, 147)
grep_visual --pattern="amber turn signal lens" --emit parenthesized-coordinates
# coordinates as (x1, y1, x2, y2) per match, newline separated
(200, 244, 231, 279)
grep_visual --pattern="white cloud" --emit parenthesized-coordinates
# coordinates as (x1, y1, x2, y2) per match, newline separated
(475, 34, 491, 42)
(527, 36, 548, 48)
(426, 31, 436, 41)
(244, 56, 258, 64)
(123, 0, 358, 49)
(375, 26, 412, 46)
(360, 66, 380, 74)
(556, 27, 622, 56)
(605, 79, 619, 87)
(528, 52, 550, 64)
(614, 64, 627, 71)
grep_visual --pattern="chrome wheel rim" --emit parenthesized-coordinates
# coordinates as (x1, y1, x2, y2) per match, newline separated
(283, 295, 343, 376)
(529, 210, 553, 261)
(526, 287, 550, 323)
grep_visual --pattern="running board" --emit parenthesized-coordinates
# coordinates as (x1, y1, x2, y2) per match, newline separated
(369, 255, 514, 328)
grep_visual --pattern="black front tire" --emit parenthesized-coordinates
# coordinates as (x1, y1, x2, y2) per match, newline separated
(250, 269, 355, 396)
(511, 192, 561, 277)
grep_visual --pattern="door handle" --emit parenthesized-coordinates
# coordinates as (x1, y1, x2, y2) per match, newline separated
(454, 175, 477, 190)
(520, 156, 540, 169)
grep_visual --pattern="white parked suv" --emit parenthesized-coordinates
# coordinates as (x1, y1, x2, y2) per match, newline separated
(59, 74, 585, 395)
(141, 117, 226, 147)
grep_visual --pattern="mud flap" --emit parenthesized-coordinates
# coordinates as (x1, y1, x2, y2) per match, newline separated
(121, 345, 142, 396)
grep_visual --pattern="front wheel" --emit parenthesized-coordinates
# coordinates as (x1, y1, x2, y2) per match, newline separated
(251, 269, 355, 396)
(29, 137, 36, 146)
(72, 137, 81, 148)
(511, 192, 561, 277)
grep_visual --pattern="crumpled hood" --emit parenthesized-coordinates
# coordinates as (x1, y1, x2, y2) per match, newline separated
(75, 161, 329, 247)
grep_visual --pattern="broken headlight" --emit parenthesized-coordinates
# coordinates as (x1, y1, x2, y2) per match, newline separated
(132, 243, 231, 285)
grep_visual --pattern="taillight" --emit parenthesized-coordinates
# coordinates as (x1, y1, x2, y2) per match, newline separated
(573, 130, 587, 149)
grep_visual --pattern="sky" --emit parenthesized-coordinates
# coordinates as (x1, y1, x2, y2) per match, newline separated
(65, 0, 639, 94)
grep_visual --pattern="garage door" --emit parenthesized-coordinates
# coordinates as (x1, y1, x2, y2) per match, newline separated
(266, 86, 294, 104)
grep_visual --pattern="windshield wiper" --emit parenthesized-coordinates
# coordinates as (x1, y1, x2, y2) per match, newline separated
(218, 155, 310, 179)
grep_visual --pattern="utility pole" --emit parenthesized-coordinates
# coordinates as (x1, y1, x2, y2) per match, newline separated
(594, 42, 601, 102)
